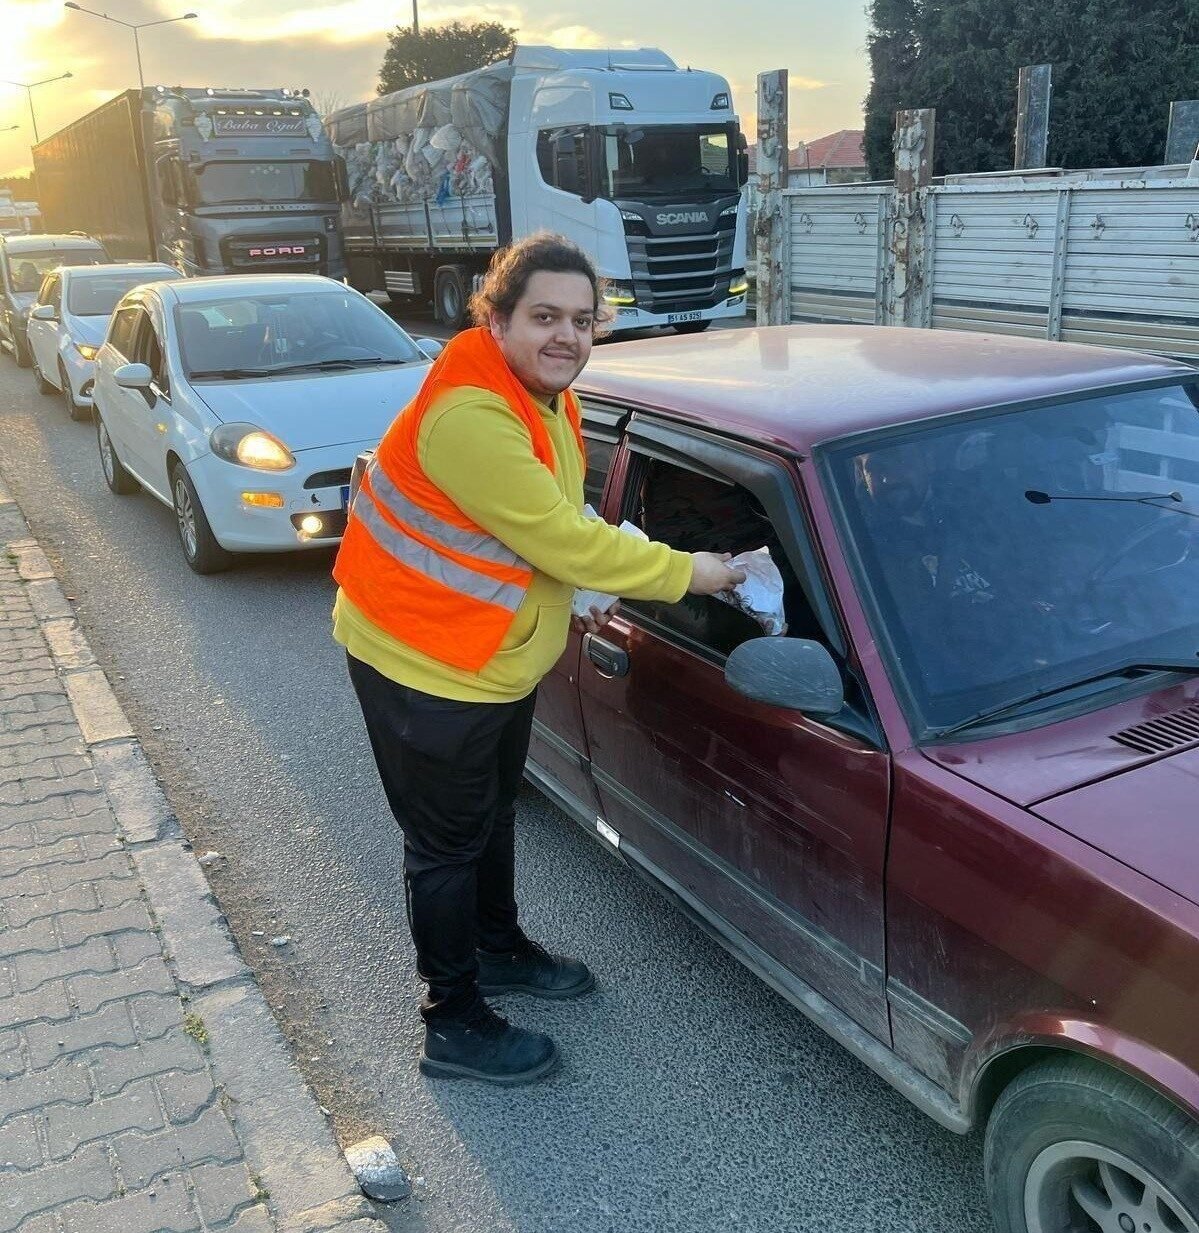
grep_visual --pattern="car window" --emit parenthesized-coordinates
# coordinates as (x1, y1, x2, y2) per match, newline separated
(582, 433, 615, 509)
(620, 453, 825, 659)
(8, 249, 102, 293)
(69, 272, 174, 317)
(36, 274, 56, 307)
(107, 305, 143, 358)
(131, 313, 169, 395)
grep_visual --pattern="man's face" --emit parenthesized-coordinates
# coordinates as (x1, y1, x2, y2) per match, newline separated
(490, 270, 596, 399)
(861, 447, 932, 517)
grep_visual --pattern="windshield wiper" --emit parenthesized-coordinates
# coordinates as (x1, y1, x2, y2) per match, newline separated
(268, 357, 401, 373)
(1026, 488, 1199, 518)
(932, 656, 1199, 740)
(187, 367, 275, 379)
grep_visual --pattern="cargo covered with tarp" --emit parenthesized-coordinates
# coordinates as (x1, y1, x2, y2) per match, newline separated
(326, 62, 512, 219)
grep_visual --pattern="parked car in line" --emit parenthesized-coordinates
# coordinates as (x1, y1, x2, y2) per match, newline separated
(524, 324, 1199, 1233)
(27, 262, 182, 420)
(91, 273, 441, 573)
(0, 232, 107, 367)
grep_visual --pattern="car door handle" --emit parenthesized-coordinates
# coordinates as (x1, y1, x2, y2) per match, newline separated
(583, 633, 629, 678)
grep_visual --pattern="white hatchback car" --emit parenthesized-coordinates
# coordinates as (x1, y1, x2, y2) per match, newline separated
(91, 274, 440, 573)
(27, 263, 181, 420)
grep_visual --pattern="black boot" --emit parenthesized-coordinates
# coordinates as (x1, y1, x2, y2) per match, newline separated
(420, 998, 559, 1086)
(477, 938, 595, 999)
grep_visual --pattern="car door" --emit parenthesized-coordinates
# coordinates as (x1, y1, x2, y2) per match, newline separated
(121, 303, 176, 498)
(99, 300, 158, 485)
(27, 273, 60, 378)
(577, 415, 892, 1041)
(528, 401, 624, 819)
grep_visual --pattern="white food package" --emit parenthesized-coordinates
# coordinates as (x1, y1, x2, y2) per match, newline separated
(572, 505, 648, 619)
(716, 546, 787, 635)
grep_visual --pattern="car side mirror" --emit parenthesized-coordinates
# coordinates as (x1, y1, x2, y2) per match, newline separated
(30, 304, 56, 321)
(415, 337, 443, 360)
(113, 362, 154, 390)
(724, 637, 845, 715)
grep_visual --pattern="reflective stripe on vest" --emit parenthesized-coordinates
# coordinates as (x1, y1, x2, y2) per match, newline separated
(353, 465, 527, 613)
(363, 459, 529, 571)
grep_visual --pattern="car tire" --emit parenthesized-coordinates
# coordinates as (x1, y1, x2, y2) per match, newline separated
(33, 355, 55, 395)
(170, 462, 232, 575)
(434, 265, 470, 330)
(60, 363, 88, 421)
(673, 320, 712, 335)
(95, 413, 140, 496)
(984, 1055, 1199, 1233)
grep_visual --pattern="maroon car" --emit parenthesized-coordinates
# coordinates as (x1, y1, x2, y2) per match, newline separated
(526, 325, 1199, 1233)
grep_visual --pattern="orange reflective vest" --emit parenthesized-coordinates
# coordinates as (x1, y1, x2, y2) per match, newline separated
(333, 326, 585, 673)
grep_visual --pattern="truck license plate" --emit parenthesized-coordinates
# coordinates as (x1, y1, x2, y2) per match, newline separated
(667, 311, 703, 325)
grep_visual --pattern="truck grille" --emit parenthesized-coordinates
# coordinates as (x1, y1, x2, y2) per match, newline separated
(624, 216, 737, 314)
(222, 234, 324, 273)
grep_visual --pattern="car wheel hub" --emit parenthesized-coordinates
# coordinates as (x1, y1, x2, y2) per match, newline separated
(98, 424, 115, 483)
(174, 478, 197, 558)
(1025, 1140, 1197, 1233)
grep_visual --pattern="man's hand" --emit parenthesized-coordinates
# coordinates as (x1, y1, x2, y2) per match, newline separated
(571, 602, 618, 635)
(688, 552, 747, 596)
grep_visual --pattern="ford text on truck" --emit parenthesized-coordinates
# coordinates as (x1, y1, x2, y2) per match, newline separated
(33, 87, 348, 278)
(326, 47, 749, 334)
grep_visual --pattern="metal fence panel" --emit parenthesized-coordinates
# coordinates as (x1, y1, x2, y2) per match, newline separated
(785, 188, 887, 325)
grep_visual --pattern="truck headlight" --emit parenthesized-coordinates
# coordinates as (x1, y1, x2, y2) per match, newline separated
(603, 283, 636, 307)
(210, 423, 295, 471)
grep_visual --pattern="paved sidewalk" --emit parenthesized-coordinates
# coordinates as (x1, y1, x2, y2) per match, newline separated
(0, 480, 385, 1233)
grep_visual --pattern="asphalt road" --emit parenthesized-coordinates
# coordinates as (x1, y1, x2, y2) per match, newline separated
(0, 332, 992, 1233)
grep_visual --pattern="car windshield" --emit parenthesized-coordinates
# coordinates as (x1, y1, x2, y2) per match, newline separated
(827, 383, 1199, 736)
(599, 125, 738, 198)
(194, 161, 336, 206)
(69, 272, 175, 317)
(8, 249, 102, 294)
(176, 288, 424, 377)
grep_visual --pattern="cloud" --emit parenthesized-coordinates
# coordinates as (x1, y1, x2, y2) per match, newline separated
(791, 76, 832, 91)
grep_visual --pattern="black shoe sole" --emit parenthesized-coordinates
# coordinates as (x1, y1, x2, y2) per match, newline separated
(419, 1042, 560, 1086)
(477, 970, 596, 1000)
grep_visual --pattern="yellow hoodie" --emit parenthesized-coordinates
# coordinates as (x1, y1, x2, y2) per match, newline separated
(333, 384, 693, 702)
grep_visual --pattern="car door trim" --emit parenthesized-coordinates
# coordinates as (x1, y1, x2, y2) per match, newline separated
(886, 978, 973, 1046)
(523, 756, 970, 1135)
(530, 716, 588, 772)
(593, 765, 885, 995)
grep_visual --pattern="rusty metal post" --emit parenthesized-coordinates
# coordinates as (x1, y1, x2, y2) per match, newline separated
(1165, 100, 1199, 165)
(754, 69, 788, 327)
(886, 108, 935, 328)
(1014, 65, 1052, 170)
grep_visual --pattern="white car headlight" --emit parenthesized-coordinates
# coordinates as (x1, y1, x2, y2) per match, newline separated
(74, 342, 99, 361)
(210, 423, 296, 472)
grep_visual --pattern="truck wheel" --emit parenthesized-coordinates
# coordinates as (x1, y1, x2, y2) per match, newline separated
(434, 266, 470, 330)
(984, 1055, 1199, 1233)
(673, 320, 712, 335)
(171, 462, 232, 575)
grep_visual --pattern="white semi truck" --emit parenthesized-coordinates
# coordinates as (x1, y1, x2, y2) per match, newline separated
(326, 46, 749, 334)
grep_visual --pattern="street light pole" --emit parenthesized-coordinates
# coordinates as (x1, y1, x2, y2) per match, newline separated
(412, 0, 419, 35)
(62, 5, 198, 91)
(3, 75, 73, 146)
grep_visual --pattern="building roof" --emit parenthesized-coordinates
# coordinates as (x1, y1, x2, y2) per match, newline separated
(578, 325, 1190, 454)
(747, 129, 866, 176)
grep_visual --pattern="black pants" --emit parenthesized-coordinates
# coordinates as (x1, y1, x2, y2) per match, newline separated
(347, 654, 536, 1020)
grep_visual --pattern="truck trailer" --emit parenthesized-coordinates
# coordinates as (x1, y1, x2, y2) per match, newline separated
(326, 46, 749, 333)
(33, 86, 347, 278)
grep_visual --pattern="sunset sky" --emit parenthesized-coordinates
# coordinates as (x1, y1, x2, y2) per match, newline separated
(1, 0, 870, 178)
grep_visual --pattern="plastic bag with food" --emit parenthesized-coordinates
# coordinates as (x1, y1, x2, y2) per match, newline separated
(715, 546, 787, 635)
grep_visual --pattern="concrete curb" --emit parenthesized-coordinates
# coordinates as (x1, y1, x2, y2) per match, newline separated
(0, 479, 386, 1233)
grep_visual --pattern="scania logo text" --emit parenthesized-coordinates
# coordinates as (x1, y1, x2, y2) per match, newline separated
(655, 211, 709, 226)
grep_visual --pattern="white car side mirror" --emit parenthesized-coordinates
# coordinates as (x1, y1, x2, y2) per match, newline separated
(416, 337, 444, 360)
(30, 304, 56, 321)
(113, 362, 153, 390)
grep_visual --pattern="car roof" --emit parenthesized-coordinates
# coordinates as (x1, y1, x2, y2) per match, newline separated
(578, 325, 1195, 453)
(1, 234, 104, 254)
(162, 274, 349, 304)
(63, 263, 178, 279)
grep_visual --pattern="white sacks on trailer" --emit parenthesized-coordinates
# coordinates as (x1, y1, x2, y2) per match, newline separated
(325, 63, 511, 212)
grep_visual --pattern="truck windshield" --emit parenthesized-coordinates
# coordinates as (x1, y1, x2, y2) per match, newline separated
(827, 382, 1199, 738)
(194, 161, 336, 206)
(599, 125, 738, 198)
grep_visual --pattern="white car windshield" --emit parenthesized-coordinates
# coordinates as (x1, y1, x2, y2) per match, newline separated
(828, 382, 1199, 737)
(70, 272, 175, 317)
(176, 290, 424, 378)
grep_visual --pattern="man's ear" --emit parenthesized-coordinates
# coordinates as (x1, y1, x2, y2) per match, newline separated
(488, 310, 507, 342)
